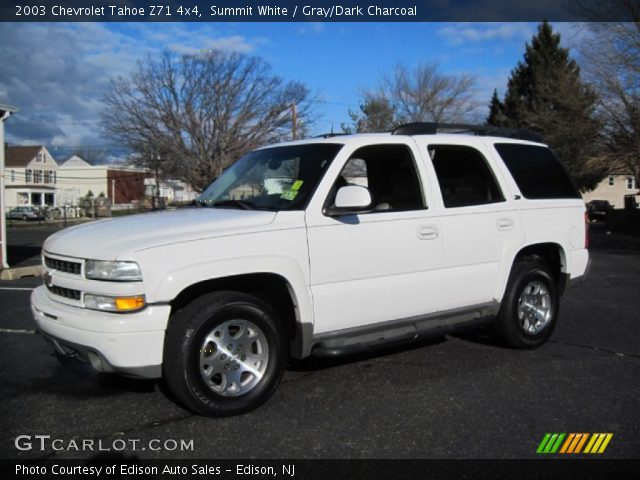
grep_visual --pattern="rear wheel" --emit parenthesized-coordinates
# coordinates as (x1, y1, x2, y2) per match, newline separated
(163, 291, 286, 416)
(493, 259, 559, 349)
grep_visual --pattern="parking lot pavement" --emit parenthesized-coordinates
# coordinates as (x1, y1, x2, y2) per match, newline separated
(0, 228, 638, 460)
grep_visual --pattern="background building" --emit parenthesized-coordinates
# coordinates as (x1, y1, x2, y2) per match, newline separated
(4, 145, 59, 207)
(144, 177, 198, 204)
(57, 156, 146, 206)
(583, 173, 638, 208)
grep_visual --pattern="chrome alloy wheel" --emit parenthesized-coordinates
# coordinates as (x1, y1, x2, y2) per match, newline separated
(517, 280, 552, 335)
(199, 319, 269, 397)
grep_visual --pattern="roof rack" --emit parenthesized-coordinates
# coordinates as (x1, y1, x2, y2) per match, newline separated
(391, 122, 542, 142)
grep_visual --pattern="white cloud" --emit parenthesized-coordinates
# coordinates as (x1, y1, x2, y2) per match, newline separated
(437, 22, 536, 46)
(169, 35, 256, 54)
(0, 22, 266, 157)
(297, 23, 325, 35)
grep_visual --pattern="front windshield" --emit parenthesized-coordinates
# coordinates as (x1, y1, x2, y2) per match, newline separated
(197, 143, 343, 211)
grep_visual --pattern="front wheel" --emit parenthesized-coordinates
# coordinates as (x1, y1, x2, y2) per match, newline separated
(493, 259, 559, 349)
(163, 291, 287, 416)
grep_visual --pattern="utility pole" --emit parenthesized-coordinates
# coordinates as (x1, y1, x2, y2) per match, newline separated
(291, 103, 297, 140)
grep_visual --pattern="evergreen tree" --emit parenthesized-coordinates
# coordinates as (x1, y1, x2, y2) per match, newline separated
(500, 21, 603, 190)
(343, 93, 396, 133)
(486, 89, 507, 126)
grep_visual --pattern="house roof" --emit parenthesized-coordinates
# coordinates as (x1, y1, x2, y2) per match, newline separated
(61, 155, 92, 167)
(5, 146, 43, 167)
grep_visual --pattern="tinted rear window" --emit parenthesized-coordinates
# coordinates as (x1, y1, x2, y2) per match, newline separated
(494, 144, 580, 199)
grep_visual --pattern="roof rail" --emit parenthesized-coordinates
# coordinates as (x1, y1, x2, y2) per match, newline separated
(314, 132, 350, 139)
(391, 122, 542, 142)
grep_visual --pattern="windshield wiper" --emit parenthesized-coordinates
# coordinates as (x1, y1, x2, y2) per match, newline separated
(208, 199, 255, 210)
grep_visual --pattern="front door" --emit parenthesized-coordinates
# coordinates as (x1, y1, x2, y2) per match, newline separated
(305, 142, 443, 335)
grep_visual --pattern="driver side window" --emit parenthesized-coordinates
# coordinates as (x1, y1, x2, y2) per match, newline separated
(326, 144, 425, 212)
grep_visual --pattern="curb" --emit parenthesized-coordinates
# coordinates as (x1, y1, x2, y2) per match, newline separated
(0, 265, 43, 280)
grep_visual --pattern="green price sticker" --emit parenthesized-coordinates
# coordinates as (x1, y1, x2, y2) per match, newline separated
(280, 190, 299, 201)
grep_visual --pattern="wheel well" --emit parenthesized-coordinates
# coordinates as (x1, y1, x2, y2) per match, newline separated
(170, 273, 298, 345)
(514, 243, 565, 283)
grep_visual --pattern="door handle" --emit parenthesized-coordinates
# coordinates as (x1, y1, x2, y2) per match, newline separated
(497, 218, 514, 231)
(417, 225, 439, 240)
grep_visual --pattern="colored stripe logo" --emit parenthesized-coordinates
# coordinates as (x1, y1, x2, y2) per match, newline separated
(536, 433, 613, 454)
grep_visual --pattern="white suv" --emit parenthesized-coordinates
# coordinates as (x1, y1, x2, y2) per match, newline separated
(31, 123, 590, 416)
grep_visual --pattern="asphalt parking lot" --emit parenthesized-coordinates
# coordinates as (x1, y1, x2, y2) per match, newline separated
(0, 225, 639, 460)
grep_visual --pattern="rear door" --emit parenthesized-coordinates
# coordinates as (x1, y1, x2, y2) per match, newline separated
(417, 138, 522, 310)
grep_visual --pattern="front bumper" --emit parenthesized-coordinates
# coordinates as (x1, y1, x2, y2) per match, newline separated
(31, 286, 171, 378)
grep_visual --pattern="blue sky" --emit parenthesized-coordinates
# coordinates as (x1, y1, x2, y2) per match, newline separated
(0, 21, 589, 161)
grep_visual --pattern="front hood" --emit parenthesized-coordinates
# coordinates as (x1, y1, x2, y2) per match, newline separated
(44, 208, 277, 260)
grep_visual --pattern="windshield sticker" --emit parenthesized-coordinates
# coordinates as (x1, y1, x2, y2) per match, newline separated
(291, 180, 304, 191)
(280, 189, 299, 201)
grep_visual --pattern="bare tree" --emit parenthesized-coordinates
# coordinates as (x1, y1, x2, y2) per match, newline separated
(102, 50, 315, 191)
(384, 63, 477, 123)
(345, 63, 477, 133)
(576, 2, 640, 188)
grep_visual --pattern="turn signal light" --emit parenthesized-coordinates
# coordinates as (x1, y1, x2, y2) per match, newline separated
(115, 296, 146, 311)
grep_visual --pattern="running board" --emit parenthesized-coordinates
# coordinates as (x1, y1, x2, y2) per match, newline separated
(311, 302, 498, 358)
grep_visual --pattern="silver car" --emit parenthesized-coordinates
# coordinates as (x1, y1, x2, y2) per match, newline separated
(6, 206, 45, 220)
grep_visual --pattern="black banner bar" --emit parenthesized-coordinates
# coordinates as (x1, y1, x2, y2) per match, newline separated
(2, 459, 640, 480)
(0, 0, 635, 22)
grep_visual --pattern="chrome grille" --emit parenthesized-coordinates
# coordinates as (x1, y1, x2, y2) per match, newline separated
(44, 256, 82, 275)
(46, 284, 81, 301)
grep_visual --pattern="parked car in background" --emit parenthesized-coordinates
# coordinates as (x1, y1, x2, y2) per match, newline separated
(6, 206, 45, 221)
(586, 199, 612, 222)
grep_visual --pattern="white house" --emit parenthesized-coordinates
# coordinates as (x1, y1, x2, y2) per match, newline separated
(58, 156, 147, 206)
(4, 145, 59, 207)
(583, 173, 638, 209)
(57, 155, 110, 205)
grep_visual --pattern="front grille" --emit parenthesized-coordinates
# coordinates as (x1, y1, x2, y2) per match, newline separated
(45, 256, 82, 275)
(46, 283, 81, 301)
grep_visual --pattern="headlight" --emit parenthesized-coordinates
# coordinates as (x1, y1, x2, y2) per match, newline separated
(85, 260, 142, 282)
(84, 294, 146, 312)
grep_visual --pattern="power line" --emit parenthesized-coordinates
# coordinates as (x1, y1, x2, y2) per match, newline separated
(3, 171, 149, 181)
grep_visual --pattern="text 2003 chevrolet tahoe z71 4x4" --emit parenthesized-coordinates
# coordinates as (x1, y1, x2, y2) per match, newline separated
(32, 123, 590, 416)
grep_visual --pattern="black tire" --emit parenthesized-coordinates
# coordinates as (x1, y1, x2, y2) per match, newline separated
(493, 259, 559, 349)
(163, 291, 287, 417)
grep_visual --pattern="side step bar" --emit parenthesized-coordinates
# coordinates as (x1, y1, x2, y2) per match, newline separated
(311, 302, 499, 358)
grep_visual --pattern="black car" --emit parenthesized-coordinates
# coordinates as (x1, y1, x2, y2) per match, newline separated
(587, 200, 612, 222)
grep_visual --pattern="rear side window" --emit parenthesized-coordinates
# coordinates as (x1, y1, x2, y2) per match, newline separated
(494, 144, 580, 199)
(429, 145, 504, 208)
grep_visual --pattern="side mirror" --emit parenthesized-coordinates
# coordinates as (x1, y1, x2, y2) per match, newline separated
(325, 185, 372, 216)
